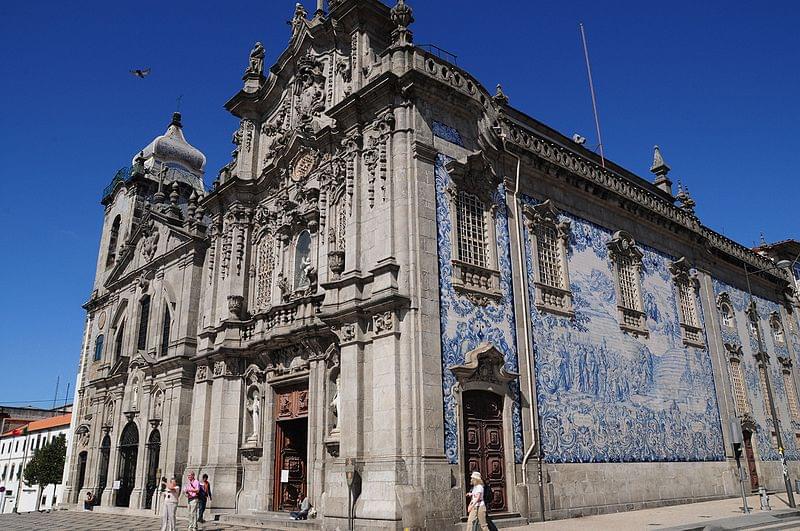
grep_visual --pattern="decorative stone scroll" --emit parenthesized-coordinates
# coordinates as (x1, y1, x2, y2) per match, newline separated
(363, 109, 396, 208)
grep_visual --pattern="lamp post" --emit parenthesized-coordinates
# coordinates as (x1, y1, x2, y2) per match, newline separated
(743, 256, 797, 508)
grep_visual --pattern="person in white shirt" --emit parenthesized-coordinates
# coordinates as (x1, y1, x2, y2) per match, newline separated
(161, 477, 180, 531)
(466, 471, 490, 531)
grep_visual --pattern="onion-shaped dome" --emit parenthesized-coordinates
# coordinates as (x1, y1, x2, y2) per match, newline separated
(135, 112, 206, 177)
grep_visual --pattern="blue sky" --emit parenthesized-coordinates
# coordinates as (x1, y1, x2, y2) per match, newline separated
(0, 0, 797, 404)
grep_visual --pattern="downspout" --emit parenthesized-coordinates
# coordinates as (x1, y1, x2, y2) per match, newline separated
(499, 133, 546, 522)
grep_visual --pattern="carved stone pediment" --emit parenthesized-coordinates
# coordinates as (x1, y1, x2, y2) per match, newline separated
(444, 150, 500, 203)
(668, 256, 699, 288)
(449, 343, 518, 387)
(607, 231, 643, 262)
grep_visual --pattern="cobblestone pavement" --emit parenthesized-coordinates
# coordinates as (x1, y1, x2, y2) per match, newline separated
(0, 511, 264, 531)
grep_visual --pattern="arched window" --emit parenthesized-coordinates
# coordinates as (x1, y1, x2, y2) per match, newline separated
(607, 231, 647, 336)
(114, 322, 126, 361)
(137, 295, 151, 351)
(524, 200, 573, 316)
(106, 215, 121, 268)
(293, 230, 312, 290)
(160, 306, 171, 357)
(94, 334, 105, 362)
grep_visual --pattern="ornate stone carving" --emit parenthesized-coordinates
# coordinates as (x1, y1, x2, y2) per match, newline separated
(607, 231, 648, 337)
(295, 53, 326, 133)
(76, 425, 90, 448)
(373, 311, 395, 336)
(291, 149, 317, 182)
(390, 0, 414, 47)
(246, 388, 261, 443)
(449, 342, 518, 387)
(363, 109, 395, 207)
(213, 361, 226, 377)
(140, 222, 160, 262)
(196, 365, 208, 382)
(328, 250, 345, 278)
(228, 295, 245, 320)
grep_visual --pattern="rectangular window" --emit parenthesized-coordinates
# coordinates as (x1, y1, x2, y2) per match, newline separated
(160, 308, 171, 357)
(678, 283, 699, 328)
(784, 372, 800, 423)
(536, 225, 564, 289)
(115, 324, 125, 361)
(616, 257, 641, 311)
(93, 335, 104, 362)
(456, 191, 487, 268)
(137, 297, 150, 351)
(730, 359, 751, 416)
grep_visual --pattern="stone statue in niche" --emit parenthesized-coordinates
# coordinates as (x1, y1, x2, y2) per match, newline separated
(247, 389, 261, 442)
(330, 374, 341, 434)
(277, 273, 291, 303)
(301, 257, 318, 295)
(153, 391, 164, 419)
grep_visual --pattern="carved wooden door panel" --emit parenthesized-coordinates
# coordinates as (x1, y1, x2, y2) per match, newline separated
(273, 386, 309, 511)
(743, 430, 759, 490)
(463, 390, 507, 513)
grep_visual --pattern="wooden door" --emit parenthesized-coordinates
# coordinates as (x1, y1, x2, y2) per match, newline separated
(463, 390, 507, 513)
(273, 386, 309, 511)
(743, 430, 759, 491)
(116, 422, 139, 507)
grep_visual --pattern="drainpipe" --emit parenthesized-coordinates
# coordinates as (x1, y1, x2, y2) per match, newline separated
(498, 132, 546, 522)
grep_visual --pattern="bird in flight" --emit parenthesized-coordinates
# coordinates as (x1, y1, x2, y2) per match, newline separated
(130, 68, 151, 78)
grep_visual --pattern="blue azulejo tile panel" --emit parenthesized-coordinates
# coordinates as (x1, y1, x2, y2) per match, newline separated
(432, 121, 464, 147)
(523, 195, 725, 463)
(712, 279, 799, 460)
(435, 154, 523, 465)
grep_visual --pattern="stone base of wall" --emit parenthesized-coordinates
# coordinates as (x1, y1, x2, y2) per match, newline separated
(525, 460, 742, 521)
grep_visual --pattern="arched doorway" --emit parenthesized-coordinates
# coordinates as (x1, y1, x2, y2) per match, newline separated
(463, 390, 507, 513)
(116, 422, 139, 507)
(75, 451, 88, 497)
(144, 430, 161, 509)
(96, 434, 111, 504)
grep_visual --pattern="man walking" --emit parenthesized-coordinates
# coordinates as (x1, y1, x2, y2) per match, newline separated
(183, 471, 201, 531)
(198, 473, 212, 523)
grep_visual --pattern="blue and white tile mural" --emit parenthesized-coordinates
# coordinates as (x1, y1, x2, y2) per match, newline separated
(522, 196, 725, 463)
(712, 279, 799, 460)
(434, 154, 524, 464)
(432, 121, 464, 147)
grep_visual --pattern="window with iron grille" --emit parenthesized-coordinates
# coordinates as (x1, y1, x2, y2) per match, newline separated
(456, 191, 488, 268)
(758, 365, 771, 419)
(616, 256, 641, 311)
(536, 225, 564, 289)
(678, 282, 700, 329)
(720, 302, 735, 329)
(784, 371, 800, 422)
(730, 358, 750, 416)
(772, 315, 786, 345)
(256, 235, 275, 309)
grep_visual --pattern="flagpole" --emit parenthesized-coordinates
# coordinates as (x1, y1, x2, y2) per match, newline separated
(12, 427, 29, 513)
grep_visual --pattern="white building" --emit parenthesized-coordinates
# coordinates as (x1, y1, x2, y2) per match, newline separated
(0, 414, 72, 513)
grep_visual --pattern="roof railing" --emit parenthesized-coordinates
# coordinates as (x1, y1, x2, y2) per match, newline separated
(101, 167, 131, 202)
(418, 44, 458, 66)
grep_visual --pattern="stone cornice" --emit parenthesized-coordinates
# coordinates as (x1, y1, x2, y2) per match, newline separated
(497, 117, 787, 285)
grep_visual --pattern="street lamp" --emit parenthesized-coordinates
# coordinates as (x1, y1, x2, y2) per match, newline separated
(743, 255, 797, 508)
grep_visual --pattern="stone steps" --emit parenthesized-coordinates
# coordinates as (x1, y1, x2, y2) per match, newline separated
(217, 511, 319, 530)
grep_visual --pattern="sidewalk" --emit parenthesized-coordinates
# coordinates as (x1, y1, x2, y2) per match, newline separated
(506, 494, 800, 530)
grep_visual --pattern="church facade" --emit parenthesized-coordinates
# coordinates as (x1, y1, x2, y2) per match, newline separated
(63, 1, 800, 529)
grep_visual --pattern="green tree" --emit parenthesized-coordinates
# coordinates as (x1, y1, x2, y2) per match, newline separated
(23, 434, 66, 511)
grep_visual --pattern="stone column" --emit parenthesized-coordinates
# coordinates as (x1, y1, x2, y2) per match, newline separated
(203, 360, 244, 511)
